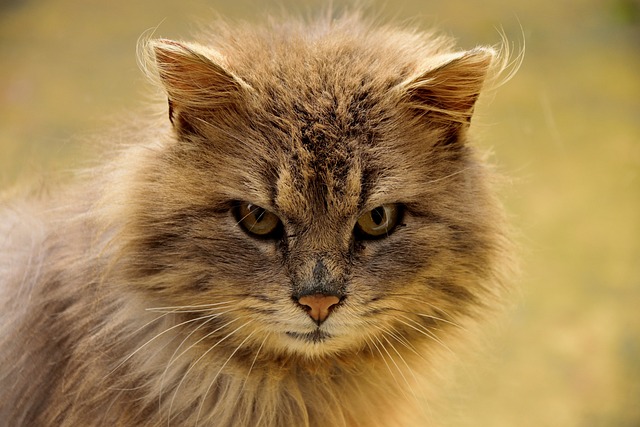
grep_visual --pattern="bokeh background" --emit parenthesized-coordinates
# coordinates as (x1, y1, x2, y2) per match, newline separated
(1, 0, 638, 425)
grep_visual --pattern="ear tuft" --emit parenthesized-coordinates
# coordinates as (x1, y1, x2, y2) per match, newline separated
(402, 47, 495, 125)
(143, 38, 250, 128)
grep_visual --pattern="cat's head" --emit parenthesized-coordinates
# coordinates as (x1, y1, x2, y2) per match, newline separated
(120, 19, 510, 361)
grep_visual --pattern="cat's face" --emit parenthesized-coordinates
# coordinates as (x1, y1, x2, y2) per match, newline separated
(121, 36, 506, 360)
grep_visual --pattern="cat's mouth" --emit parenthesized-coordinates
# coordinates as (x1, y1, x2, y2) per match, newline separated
(285, 329, 332, 343)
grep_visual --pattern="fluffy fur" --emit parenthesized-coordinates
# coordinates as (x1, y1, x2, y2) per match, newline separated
(0, 13, 513, 426)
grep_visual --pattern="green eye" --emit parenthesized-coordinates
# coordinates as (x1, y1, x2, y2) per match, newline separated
(234, 202, 282, 238)
(355, 204, 402, 239)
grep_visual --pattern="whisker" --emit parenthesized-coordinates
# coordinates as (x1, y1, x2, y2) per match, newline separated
(106, 311, 226, 379)
(234, 208, 258, 229)
(385, 296, 467, 331)
(158, 309, 233, 408)
(369, 335, 408, 401)
(425, 166, 472, 185)
(124, 311, 173, 340)
(413, 312, 467, 331)
(240, 333, 269, 395)
(390, 306, 467, 332)
(162, 311, 236, 375)
(167, 318, 244, 424)
(147, 307, 234, 314)
(146, 300, 237, 313)
(380, 327, 423, 363)
(374, 327, 418, 403)
(196, 324, 256, 425)
(381, 325, 434, 422)
(381, 325, 418, 354)
(395, 315, 457, 358)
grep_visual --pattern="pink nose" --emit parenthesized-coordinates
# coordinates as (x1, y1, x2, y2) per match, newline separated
(297, 294, 341, 324)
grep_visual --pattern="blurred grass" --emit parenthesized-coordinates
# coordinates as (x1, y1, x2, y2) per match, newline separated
(1, 0, 639, 426)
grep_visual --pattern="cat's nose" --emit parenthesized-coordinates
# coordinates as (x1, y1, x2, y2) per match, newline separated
(297, 294, 341, 325)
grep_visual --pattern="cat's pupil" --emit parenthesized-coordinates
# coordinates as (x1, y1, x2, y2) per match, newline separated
(371, 207, 386, 226)
(252, 206, 266, 222)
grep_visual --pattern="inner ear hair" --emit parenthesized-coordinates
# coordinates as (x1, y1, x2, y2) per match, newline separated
(145, 38, 252, 131)
(402, 47, 495, 126)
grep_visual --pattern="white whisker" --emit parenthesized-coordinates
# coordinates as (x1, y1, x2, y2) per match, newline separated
(395, 315, 457, 358)
(240, 333, 269, 395)
(381, 325, 434, 422)
(386, 295, 467, 331)
(425, 166, 472, 185)
(146, 300, 237, 313)
(413, 312, 468, 331)
(369, 335, 408, 401)
(158, 309, 233, 408)
(167, 318, 244, 425)
(106, 311, 226, 379)
(196, 324, 256, 425)
(382, 325, 419, 355)
(374, 327, 417, 403)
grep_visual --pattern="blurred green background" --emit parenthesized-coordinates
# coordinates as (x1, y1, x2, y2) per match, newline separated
(1, 0, 638, 425)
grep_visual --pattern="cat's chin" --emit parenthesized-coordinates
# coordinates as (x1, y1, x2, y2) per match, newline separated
(277, 327, 354, 357)
(285, 329, 332, 343)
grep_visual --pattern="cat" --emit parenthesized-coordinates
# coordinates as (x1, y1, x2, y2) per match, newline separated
(0, 12, 514, 427)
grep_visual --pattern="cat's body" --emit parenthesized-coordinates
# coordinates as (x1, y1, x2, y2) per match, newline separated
(0, 14, 512, 426)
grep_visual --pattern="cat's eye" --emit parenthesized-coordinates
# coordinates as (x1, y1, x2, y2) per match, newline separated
(354, 204, 402, 239)
(234, 202, 282, 238)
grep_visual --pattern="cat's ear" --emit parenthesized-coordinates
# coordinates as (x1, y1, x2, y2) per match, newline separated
(401, 47, 495, 127)
(149, 39, 250, 132)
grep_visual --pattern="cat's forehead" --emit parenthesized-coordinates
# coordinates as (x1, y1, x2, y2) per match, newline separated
(245, 70, 399, 220)
(271, 123, 368, 222)
(205, 37, 451, 220)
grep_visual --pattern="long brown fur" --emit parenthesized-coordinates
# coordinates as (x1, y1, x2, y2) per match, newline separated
(0, 13, 514, 427)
